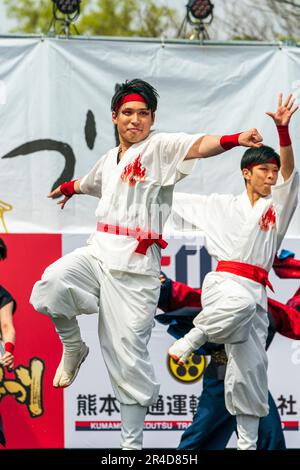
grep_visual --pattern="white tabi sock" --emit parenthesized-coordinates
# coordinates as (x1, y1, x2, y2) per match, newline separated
(52, 316, 88, 388)
(236, 414, 260, 450)
(52, 316, 83, 352)
(120, 403, 147, 450)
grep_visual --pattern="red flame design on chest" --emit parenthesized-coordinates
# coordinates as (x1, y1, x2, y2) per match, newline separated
(121, 154, 146, 186)
(259, 205, 276, 232)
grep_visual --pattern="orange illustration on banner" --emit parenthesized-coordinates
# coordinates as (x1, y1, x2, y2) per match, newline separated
(0, 200, 13, 233)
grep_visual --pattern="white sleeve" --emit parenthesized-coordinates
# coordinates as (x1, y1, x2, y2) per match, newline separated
(79, 157, 105, 198)
(158, 132, 205, 186)
(170, 191, 230, 233)
(272, 168, 299, 248)
(171, 192, 209, 231)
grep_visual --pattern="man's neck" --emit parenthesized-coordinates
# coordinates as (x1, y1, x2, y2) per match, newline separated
(118, 139, 133, 160)
(117, 132, 151, 160)
(246, 187, 262, 207)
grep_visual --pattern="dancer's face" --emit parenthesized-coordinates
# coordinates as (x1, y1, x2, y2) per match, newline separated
(242, 163, 279, 197)
(112, 101, 154, 146)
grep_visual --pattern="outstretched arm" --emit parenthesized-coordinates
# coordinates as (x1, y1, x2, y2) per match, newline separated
(266, 93, 298, 181)
(48, 157, 104, 209)
(185, 128, 263, 160)
(0, 301, 15, 369)
(48, 179, 82, 210)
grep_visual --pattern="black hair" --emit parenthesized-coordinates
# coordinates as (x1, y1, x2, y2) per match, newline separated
(0, 238, 7, 260)
(240, 145, 280, 171)
(111, 79, 159, 114)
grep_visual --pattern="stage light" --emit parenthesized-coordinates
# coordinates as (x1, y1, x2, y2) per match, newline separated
(178, 0, 214, 40)
(52, 0, 81, 15)
(187, 0, 214, 21)
(49, 0, 81, 36)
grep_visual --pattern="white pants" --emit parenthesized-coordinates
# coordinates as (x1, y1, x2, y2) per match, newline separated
(30, 246, 161, 407)
(193, 272, 269, 417)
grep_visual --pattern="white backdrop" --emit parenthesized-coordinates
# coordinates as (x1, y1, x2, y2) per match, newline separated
(0, 38, 300, 235)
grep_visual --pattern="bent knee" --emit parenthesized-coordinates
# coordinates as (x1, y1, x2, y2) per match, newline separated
(238, 295, 256, 314)
(30, 269, 69, 313)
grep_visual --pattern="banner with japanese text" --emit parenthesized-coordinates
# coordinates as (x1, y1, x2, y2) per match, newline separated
(62, 235, 300, 449)
(0, 38, 300, 236)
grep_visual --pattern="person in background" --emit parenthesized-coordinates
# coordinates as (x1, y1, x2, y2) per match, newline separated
(0, 238, 17, 447)
(157, 255, 300, 449)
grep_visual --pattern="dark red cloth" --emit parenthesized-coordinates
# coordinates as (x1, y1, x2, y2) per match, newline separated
(286, 291, 300, 311)
(273, 255, 300, 279)
(170, 281, 202, 311)
(96, 222, 168, 255)
(216, 260, 274, 291)
(268, 297, 300, 339)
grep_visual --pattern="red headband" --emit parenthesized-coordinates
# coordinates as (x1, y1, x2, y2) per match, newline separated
(245, 158, 279, 170)
(114, 93, 147, 113)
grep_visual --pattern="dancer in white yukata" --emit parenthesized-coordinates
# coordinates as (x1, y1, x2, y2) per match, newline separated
(30, 79, 263, 450)
(168, 93, 299, 450)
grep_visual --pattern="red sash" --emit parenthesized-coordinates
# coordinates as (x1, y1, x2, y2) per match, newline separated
(216, 260, 274, 291)
(96, 222, 168, 255)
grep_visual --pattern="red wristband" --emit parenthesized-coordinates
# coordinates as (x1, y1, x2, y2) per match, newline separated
(220, 133, 242, 150)
(60, 180, 76, 197)
(5, 342, 14, 354)
(277, 125, 291, 147)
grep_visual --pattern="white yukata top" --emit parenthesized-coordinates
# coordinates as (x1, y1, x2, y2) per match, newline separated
(80, 132, 204, 275)
(171, 169, 299, 306)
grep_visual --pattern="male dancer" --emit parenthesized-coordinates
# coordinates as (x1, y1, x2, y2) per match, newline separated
(158, 271, 300, 449)
(30, 79, 263, 450)
(168, 93, 299, 450)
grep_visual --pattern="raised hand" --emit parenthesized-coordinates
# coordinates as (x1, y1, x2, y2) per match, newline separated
(0, 351, 14, 369)
(238, 128, 263, 148)
(48, 186, 71, 210)
(266, 93, 299, 126)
